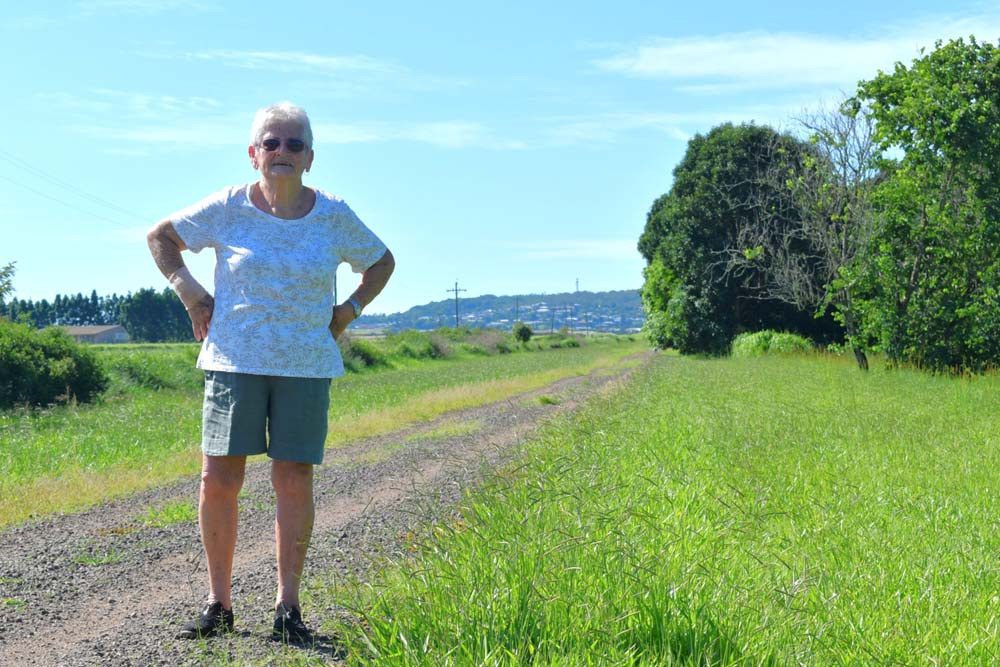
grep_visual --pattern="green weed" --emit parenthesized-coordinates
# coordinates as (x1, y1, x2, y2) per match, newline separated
(141, 501, 197, 527)
(72, 544, 124, 566)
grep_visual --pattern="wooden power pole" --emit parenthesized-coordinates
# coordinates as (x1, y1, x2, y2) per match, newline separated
(446, 280, 467, 328)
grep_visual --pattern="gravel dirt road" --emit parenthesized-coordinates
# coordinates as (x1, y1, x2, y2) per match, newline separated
(0, 352, 648, 666)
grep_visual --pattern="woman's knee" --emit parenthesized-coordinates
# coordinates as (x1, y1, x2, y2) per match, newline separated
(201, 456, 246, 498)
(271, 460, 313, 497)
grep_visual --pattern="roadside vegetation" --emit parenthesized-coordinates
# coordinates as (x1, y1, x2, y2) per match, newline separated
(0, 330, 642, 527)
(304, 351, 1000, 665)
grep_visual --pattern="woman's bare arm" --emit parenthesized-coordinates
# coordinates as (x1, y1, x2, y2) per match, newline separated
(329, 249, 396, 339)
(146, 219, 214, 341)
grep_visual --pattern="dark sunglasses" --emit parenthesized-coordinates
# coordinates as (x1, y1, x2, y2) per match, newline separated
(260, 138, 307, 152)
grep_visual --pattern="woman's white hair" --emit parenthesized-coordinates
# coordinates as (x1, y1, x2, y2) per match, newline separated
(250, 102, 313, 148)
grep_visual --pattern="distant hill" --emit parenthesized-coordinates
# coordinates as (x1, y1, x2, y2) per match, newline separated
(356, 289, 644, 333)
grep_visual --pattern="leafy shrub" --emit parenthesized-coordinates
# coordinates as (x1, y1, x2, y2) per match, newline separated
(513, 322, 532, 343)
(768, 332, 815, 354)
(731, 330, 813, 358)
(562, 337, 581, 348)
(384, 330, 436, 360)
(338, 335, 389, 369)
(0, 321, 108, 408)
(428, 333, 452, 359)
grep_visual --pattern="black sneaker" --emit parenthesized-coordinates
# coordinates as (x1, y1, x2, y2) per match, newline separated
(272, 602, 312, 643)
(176, 601, 234, 639)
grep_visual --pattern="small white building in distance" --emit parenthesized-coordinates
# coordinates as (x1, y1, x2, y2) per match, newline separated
(61, 325, 130, 344)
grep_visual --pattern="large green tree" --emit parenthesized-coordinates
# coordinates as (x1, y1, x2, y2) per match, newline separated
(639, 123, 840, 354)
(118, 288, 191, 342)
(856, 37, 1000, 370)
(719, 103, 882, 369)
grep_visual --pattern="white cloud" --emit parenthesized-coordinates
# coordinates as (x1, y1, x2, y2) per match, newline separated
(102, 225, 151, 243)
(73, 121, 242, 148)
(76, 0, 212, 15)
(42, 90, 222, 117)
(312, 121, 388, 145)
(400, 122, 527, 150)
(546, 112, 696, 145)
(594, 11, 1000, 92)
(313, 120, 527, 150)
(508, 240, 639, 261)
(185, 49, 399, 75)
(543, 107, 811, 145)
(174, 49, 468, 91)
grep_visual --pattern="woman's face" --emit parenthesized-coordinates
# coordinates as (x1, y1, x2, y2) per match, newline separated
(249, 120, 314, 181)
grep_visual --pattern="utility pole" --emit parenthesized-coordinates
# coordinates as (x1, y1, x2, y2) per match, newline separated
(446, 280, 466, 328)
(514, 295, 519, 324)
(575, 278, 579, 292)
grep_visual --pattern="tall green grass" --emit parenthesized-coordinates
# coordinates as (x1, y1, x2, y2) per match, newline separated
(322, 353, 1000, 665)
(0, 336, 643, 527)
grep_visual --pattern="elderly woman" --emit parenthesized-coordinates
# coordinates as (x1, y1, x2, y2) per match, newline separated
(146, 102, 394, 642)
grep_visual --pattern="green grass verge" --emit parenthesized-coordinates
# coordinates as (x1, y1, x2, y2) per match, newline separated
(0, 336, 644, 528)
(316, 353, 1000, 665)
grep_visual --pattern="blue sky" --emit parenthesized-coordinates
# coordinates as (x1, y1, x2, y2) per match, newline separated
(2, 1, 998, 314)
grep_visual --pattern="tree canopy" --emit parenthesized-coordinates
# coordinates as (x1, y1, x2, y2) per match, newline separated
(639, 123, 841, 354)
(855, 37, 1000, 370)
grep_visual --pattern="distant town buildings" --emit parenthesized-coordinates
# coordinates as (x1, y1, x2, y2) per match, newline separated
(355, 290, 644, 334)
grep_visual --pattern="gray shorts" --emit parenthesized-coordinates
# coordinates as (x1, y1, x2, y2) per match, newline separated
(201, 370, 331, 464)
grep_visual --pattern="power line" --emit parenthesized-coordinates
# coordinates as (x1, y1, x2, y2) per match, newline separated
(0, 173, 140, 230)
(0, 148, 151, 227)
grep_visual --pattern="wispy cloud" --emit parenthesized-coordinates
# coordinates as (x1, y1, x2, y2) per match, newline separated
(546, 112, 696, 145)
(65, 109, 525, 152)
(542, 106, 813, 145)
(43, 90, 241, 151)
(314, 120, 527, 150)
(40, 90, 222, 117)
(167, 49, 469, 92)
(400, 122, 527, 150)
(76, 0, 213, 15)
(102, 225, 150, 243)
(594, 11, 1000, 92)
(73, 122, 241, 147)
(508, 240, 639, 261)
(184, 49, 399, 75)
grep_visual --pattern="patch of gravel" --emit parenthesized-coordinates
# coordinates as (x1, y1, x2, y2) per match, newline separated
(0, 351, 651, 666)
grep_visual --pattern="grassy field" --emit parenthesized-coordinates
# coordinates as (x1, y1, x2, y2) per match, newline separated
(0, 333, 643, 527)
(290, 352, 1000, 666)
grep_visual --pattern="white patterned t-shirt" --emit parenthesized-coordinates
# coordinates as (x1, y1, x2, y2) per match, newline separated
(170, 184, 387, 378)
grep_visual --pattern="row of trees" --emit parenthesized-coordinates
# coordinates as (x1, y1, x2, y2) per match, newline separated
(640, 37, 1000, 372)
(1, 272, 192, 343)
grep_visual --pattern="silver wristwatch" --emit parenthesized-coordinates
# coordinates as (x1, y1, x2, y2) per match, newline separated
(347, 297, 363, 318)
